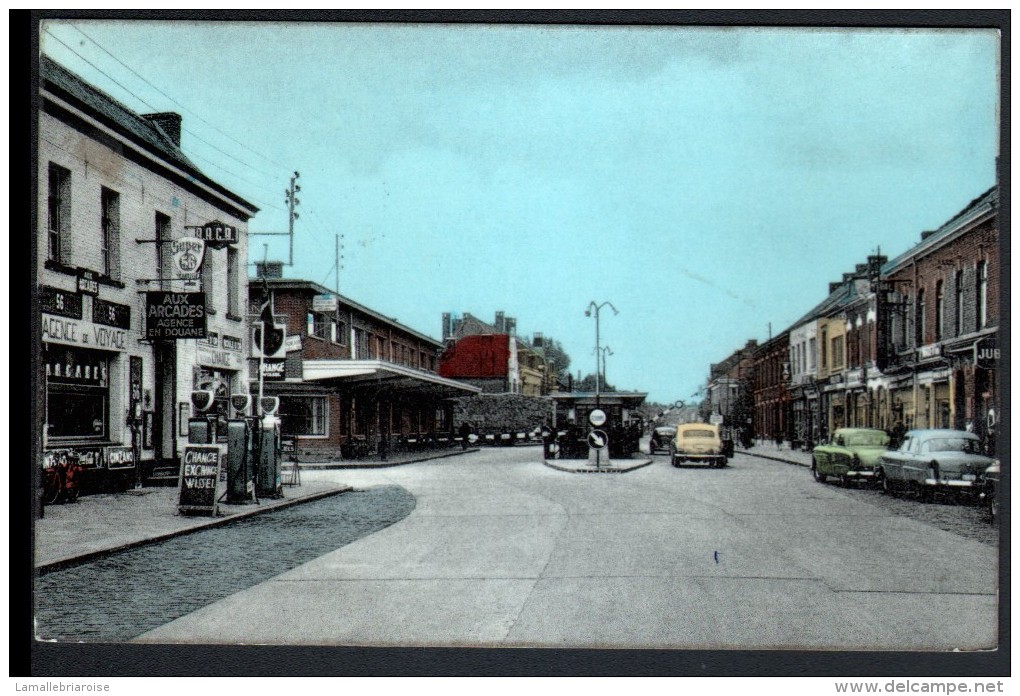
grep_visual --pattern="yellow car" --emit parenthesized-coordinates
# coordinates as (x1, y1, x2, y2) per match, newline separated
(670, 423, 727, 468)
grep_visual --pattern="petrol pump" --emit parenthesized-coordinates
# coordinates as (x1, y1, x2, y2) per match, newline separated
(225, 393, 257, 504)
(256, 396, 283, 499)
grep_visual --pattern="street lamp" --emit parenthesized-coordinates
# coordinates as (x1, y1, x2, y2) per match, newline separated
(585, 301, 618, 409)
(595, 346, 614, 392)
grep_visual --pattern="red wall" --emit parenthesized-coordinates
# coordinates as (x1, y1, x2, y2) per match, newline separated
(439, 334, 510, 379)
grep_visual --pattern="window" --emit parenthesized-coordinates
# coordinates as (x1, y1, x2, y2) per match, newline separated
(808, 337, 817, 371)
(977, 261, 988, 329)
(915, 289, 926, 345)
(307, 312, 331, 340)
(156, 212, 172, 285)
(830, 335, 844, 370)
(280, 396, 328, 437)
(335, 321, 347, 345)
(48, 164, 71, 263)
(954, 271, 964, 337)
(100, 188, 121, 278)
(201, 247, 214, 307)
(227, 247, 240, 316)
(44, 346, 109, 442)
(819, 329, 827, 369)
(935, 280, 944, 341)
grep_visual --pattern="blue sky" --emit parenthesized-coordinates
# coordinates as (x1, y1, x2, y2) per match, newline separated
(40, 20, 1000, 404)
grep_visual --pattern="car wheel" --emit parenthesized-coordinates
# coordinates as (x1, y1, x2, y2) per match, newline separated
(42, 470, 63, 505)
(880, 471, 896, 496)
(989, 494, 998, 524)
(812, 459, 826, 483)
(841, 473, 852, 488)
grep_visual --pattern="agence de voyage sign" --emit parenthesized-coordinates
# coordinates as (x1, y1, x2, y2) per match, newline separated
(146, 291, 207, 340)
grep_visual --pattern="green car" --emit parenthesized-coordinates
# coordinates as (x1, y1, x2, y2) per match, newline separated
(811, 428, 890, 487)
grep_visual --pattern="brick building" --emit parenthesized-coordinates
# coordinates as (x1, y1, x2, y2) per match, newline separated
(439, 310, 550, 396)
(249, 277, 479, 460)
(705, 340, 757, 441)
(879, 187, 999, 445)
(752, 332, 791, 443)
(38, 56, 256, 488)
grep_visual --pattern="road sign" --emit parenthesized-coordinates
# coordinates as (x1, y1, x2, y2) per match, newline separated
(710, 413, 724, 425)
(589, 409, 607, 427)
(587, 429, 608, 450)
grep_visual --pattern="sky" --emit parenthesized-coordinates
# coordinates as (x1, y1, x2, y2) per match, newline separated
(39, 19, 1000, 405)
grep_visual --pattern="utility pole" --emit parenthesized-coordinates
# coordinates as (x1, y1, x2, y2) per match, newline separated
(285, 171, 300, 266)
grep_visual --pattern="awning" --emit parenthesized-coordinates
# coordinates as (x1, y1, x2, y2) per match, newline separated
(302, 359, 481, 398)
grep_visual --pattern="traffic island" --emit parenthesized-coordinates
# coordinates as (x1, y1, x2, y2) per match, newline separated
(543, 458, 653, 474)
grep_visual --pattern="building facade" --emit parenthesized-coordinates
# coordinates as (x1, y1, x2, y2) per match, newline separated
(39, 56, 256, 488)
(250, 277, 480, 460)
(440, 310, 551, 395)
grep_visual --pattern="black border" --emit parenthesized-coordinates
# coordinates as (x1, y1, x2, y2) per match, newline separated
(21, 8, 1009, 678)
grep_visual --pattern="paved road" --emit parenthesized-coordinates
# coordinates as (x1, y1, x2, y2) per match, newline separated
(135, 447, 998, 650)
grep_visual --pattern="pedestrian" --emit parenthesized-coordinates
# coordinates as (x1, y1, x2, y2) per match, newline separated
(459, 421, 471, 450)
(889, 420, 905, 450)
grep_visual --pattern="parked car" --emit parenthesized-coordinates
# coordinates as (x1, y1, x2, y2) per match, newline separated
(878, 429, 994, 501)
(810, 428, 890, 487)
(979, 460, 1000, 524)
(648, 426, 677, 454)
(669, 423, 726, 468)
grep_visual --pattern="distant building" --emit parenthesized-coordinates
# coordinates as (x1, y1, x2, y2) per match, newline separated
(439, 310, 551, 395)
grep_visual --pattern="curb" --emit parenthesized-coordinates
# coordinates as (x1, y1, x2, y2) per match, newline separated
(543, 459, 654, 474)
(36, 485, 352, 575)
(738, 449, 811, 468)
(294, 447, 479, 470)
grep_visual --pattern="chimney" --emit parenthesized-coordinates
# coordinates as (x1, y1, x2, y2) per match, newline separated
(494, 311, 505, 333)
(255, 261, 284, 279)
(442, 312, 452, 341)
(142, 112, 183, 147)
(533, 332, 544, 348)
(855, 263, 868, 276)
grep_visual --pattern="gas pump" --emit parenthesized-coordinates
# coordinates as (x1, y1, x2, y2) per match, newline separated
(256, 396, 283, 498)
(225, 393, 257, 504)
(188, 389, 217, 444)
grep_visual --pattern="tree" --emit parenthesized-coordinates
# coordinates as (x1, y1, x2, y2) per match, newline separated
(542, 337, 571, 380)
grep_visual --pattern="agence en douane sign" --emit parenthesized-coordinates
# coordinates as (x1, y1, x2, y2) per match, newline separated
(145, 292, 207, 340)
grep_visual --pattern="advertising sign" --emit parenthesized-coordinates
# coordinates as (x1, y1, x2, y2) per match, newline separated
(260, 360, 286, 380)
(171, 237, 206, 282)
(41, 313, 128, 352)
(185, 221, 239, 248)
(76, 270, 100, 296)
(145, 292, 207, 340)
(40, 286, 83, 319)
(312, 294, 338, 312)
(975, 337, 998, 369)
(93, 298, 132, 330)
(106, 446, 135, 470)
(178, 445, 224, 515)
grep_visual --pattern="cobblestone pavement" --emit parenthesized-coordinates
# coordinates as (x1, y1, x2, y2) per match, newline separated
(34, 485, 415, 642)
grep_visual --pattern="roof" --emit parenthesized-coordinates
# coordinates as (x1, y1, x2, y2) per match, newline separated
(41, 55, 257, 217)
(302, 359, 481, 398)
(250, 277, 443, 347)
(883, 187, 997, 273)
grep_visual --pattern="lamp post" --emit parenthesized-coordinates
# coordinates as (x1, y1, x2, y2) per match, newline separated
(595, 346, 614, 393)
(585, 301, 618, 409)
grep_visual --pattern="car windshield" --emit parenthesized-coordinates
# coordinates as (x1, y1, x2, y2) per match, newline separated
(844, 432, 889, 447)
(925, 437, 981, 454)
(684, 429, 716, 439)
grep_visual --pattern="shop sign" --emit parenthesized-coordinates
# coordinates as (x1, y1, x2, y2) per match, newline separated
(975, 338, 998, 369)
(312, 294, 338, 313)
(917, 343, 943, 361)
(198, 344, 241, 370)
(76, 270, 100, 296)
(170, 237, 205, 281)
(41, 313, 128, 351)
(285, 334, 302, 352)
(106, 446, 135, 470)
(145, 291, 206, 340)
(93, 298, 132, 330)
(40, 286, 83, 320)
(185, 220, 238, 248)
(44, 447, 105, 470)
(221, 334, 243, 352)
(199, 332, 219, 347)
(260, 359, 286, 380)
(178, 445, 225, 515)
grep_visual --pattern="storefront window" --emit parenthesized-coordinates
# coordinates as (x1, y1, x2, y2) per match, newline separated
(280, 396, 328, 437)
(45, 346, 109, 442)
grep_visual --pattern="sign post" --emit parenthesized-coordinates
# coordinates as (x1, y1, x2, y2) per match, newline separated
(588, 409, 609, 469)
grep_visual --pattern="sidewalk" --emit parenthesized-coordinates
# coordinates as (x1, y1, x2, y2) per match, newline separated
(34, 447, 478, 571)
(738, 441, 813, 468)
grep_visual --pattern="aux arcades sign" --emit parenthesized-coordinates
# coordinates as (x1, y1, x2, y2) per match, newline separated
(145, 291, 207, 340)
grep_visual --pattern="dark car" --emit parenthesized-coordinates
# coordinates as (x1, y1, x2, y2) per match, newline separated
(648, 426, 677, 454)
(878, 429, 993, 501)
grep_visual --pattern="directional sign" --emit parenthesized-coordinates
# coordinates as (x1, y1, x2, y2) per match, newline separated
(589, 409, 607, 427)
(587, 429, 609, 450)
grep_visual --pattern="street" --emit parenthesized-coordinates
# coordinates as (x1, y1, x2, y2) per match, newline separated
(116, 446, 999, 650)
